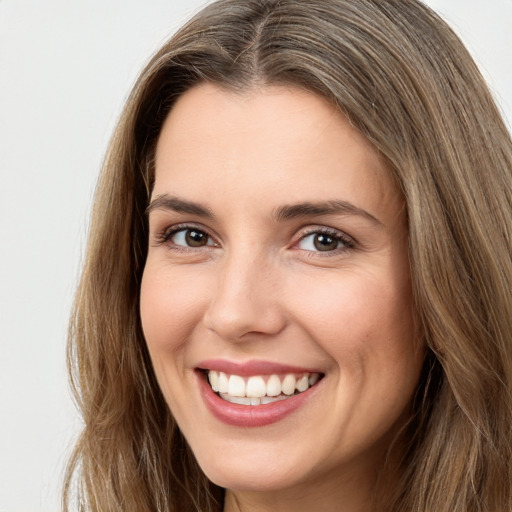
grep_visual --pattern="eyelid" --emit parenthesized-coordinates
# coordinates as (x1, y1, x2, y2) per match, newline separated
(293, 225, 355, 253)
(153, 222, 219, 249)
(152, 222, 355, 255)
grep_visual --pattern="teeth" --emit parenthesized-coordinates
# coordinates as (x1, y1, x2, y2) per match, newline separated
(218, 372, 229, 393)
(266, 375, 282, 396)
(261, 395, 289, 404)
(296, 375, 309, 392)
(281, 374, 296, 395)
(228, 375, 246, 397)
(246, 376, 266, 398)
(207, 370, 322, 405)
(223, 395, 252, 405)
(220, 394, 291, 406)
(209, 370, 219, 392)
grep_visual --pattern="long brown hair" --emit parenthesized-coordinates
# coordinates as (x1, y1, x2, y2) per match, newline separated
(64, 1, 512, 510)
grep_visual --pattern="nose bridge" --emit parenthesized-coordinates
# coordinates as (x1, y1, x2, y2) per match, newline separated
(204, 244, 285, 341)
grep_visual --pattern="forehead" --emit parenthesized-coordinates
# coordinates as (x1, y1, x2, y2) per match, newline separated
(153, 83, 402, 224)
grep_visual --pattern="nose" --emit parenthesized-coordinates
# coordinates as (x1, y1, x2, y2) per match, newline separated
(203, 250, 287, 342)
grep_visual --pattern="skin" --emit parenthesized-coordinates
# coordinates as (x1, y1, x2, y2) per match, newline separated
(140, 83, 425, 512)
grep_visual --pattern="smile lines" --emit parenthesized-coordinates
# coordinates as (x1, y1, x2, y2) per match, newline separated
(207, 371, 322, 406)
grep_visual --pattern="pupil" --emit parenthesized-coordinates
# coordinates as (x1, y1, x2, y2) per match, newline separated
(185, 229, 207, 247)
(314, 233, 338, 251)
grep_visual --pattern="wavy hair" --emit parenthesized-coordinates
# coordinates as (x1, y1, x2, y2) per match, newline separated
(64, 1, 512, 511)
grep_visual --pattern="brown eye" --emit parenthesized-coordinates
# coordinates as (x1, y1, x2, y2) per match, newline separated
(297, 230, 353, 253)
(169, 228, 214, 248)
(185, 229, 209, 247)
(313, 233, 339, 251)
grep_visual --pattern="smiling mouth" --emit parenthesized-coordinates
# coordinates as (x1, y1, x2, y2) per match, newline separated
(205, 370, 323, 406)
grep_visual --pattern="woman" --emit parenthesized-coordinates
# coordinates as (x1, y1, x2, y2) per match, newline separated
(64, 1, 512, 511)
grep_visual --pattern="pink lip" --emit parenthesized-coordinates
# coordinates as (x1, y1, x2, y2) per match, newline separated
(196, 367, 323, 428)
(197, 358, 321, 376)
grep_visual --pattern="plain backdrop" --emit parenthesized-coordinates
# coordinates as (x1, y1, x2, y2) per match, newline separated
(0, 1, 510, 511)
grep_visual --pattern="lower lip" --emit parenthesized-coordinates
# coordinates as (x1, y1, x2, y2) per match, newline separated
(196, 371, 320, 427)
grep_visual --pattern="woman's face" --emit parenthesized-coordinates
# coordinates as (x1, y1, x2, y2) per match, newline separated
(141, 83, 424, 502)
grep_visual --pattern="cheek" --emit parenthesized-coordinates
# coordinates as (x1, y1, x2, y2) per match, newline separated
(279, 268, 422, 463)
(139, 264, 214, 424)
(285, 266, 419, 394)
(140, 264, 206, 366)
(288, 268, 413, 343)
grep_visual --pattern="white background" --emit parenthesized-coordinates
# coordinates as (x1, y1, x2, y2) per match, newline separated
(0, 1, 510, 511)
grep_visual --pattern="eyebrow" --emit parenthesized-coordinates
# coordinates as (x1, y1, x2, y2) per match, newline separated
(146, 194, 214, 218)
(146, 194, 382, 226)
(272, 200, 382, 225)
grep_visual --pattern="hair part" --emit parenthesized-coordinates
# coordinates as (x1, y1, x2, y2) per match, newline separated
(64, 1, 512, 511)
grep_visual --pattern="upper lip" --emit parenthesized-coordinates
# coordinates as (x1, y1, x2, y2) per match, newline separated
(196, 358, 323, 376)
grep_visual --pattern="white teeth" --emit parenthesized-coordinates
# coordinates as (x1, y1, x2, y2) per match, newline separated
(207, 370, 322, 405)
(260, 395, 289, 404)
(208, 370, 219, 392)
(218, 372, 229, 393)
(246, 376, 266, 398)
(296, 375, 309, 392)
(266, 375, 282, 396)
(220, 394, 252, 405)
(228, 375, 246, 397)
(281, 374, 296, 395)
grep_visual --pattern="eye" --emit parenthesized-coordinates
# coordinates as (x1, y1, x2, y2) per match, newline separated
(297, 230, 353, 253)
(167, 227, 216, 248)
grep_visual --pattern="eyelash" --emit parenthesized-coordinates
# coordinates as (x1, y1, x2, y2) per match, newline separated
(295, 227, 355, 255)
(154, 223, 217, 252)
(154, 224, 355, 255)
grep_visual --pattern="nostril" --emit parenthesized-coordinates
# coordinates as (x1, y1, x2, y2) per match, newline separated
(203, 304, 287, 342)
(202, 261, 287, 341)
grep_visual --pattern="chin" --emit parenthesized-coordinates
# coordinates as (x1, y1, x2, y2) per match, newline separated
(205, 466, 303, 493)
(194, 447, 307, 493)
